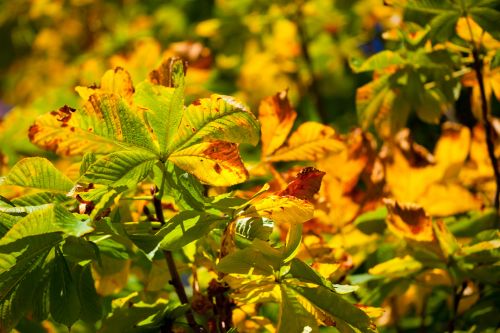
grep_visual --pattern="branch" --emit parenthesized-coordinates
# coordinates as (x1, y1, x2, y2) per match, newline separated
(152, 185, 205, 332)
(448, 281, 466, 333)
(472, 48, 500, 215)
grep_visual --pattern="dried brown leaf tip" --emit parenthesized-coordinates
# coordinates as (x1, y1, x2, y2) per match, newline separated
(278, 167, 325, 201)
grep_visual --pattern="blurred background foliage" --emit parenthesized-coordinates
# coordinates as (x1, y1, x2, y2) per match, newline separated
(0, 0, 402, 166)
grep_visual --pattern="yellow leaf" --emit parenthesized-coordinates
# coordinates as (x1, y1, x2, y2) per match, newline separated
(456, 17, 500, 50)
(91, 257, 130, 296)
(384, 199, 434, 242)
(168, 141, 248, 186)
(75, 67, 135, 103)
(259, 90, 297, 157)
(368, 255, 422, 278)
(242, 195, 314, 225)
(268, 122, 343, 162)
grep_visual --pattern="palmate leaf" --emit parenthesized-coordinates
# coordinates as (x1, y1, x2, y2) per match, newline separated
(0, 157, 73, 193)
(30, 59, 259, 189)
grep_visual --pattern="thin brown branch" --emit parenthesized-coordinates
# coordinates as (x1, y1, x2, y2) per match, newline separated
(472, 49, 500, 215)
(448, 281, 467, 333)
(152, 189, 205, 332)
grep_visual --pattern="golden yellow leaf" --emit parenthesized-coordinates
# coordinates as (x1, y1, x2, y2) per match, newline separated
(76, 67, 135, 103)
(242, 195, 314, 225)
(168, 141, 248, 186)
(417, 183, 481, 217)
(456, 17, 500, 50)
(385, 124, 481, 215)
(259, 90, 297, 157)
(268, 122, 343, 162)
(384, 199, 434, 242)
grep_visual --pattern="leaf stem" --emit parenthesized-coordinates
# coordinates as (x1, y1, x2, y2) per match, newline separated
(153, 166, 205, 332)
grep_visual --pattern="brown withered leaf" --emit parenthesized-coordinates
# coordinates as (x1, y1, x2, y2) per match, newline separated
(259, 90, 297, 157)
(277, 167, 325, 202)
(149, 56, 188, 87)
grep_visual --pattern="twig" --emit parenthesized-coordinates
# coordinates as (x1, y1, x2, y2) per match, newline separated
(448, 282, 466, 333)
(152, 185, 205, 332)
(472, 49, 500, 214)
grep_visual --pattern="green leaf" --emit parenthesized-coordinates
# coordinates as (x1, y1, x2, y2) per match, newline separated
(369, 256, 423, 278)
(0, 204, 93, 245)
(75, 264, 103, 323)
(428, 11, 460, 41)
(278, 285, 319, 333)
(282, 224, 302, 263)
(49, 250, 80, 328)
(235, 216, 273, 241)
(350, 51, 406, 73)
(403, 0, 456, 15)
(415, 89, 447, 124)
(83, 149, 157, 186)
(160, 162, 205, 211)
(0, 233, 62, 331)
(354, 207, 388, 235)
(446, 209, 497, 237)
(289, 284, 375, 333)
(356, 75, 390, 129)
(99, 293, 169, 333)
(62, 236, 99, 262)
(171, 94, 260, 150)
(134, 80, 184, 154)
(0, 157, 73, 193)
(157, 211, 227, 251)
(11, 192, 69, 207)
(217, 239, 282, 275)
(30, 94, 157, 156)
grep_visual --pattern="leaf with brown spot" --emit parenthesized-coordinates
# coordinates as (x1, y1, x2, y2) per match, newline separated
(76, 67, 135, 104)
(259, 90, 297, 157)
(30, 93, 156, 156)
(268, 122, 343, 162)
(242, 195, 314, 225)
(384, 199, 434, 242)
(171, 94, 260, 150)
(168, 141, 248, 186)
